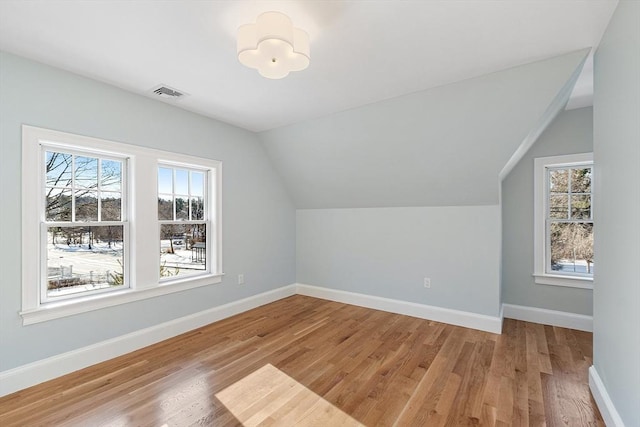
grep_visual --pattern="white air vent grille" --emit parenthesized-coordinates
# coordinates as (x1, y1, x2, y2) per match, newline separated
(150, 85, 187, 100)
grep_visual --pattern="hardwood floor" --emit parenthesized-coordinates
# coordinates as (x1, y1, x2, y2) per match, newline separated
(0, 295, 603, 426)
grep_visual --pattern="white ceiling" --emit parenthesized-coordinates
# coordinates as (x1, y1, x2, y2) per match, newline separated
(0, 0, 617, 132)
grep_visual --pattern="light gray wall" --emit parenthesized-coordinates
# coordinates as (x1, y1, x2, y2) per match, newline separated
(502, 107, 594, 315)
(592, 1, 640, 425)
(274, 50, 590, 321)
(0, 52, 296, 371)
(260, 50, 587, 209)
(297, 206, 501, 316)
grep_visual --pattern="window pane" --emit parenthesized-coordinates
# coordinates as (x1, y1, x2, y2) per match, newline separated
(571, 168, 591, 193)
(191, 171, 204, 196)
(47, 225, 125, 298)
(75, 156, 98, 189)
(191, 197, 204, 220)
(549, 169, 568, 193)
(571, 194, 591, 219)
(175, 196, 189, 220)
(101, 159, 122, 191)
(549, 194, 568, 219)
(76, 191, 98, 221)
(158, 195, 173, 220)
(158, 167, 173, 194)
(175, 169, 189, 195)
(101, 192, 122, 221)
(160, 223, 206, 278)
(46, 188, 72, 221)
(549, 222, 594, 275)
(46, 152, 72, 187)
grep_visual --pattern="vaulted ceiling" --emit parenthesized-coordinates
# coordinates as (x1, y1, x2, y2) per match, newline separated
(0, 1, 617, 132)
(260, 50, 589, 208)
(0, 1, 618, 208)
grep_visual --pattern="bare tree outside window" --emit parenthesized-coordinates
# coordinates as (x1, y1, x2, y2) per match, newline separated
(44, 150, 126, 299)
(547, 166, 594, 275)
(45, 152, 122, 222)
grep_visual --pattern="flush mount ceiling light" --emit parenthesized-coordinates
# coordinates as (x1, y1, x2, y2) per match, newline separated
(237, 11, 310, 79)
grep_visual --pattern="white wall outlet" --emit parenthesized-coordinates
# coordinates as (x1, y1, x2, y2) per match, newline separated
(238, 274, 245, 285)
(424, 277, 431, 288)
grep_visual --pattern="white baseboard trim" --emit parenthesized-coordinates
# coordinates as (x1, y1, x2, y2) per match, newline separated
(0, 284, 297, 398)
(502, 303, 592, 331)
(295, 283, 503, 334)
(589, 366, 626, 427)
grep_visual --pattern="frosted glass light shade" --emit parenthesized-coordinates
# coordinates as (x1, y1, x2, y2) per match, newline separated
(237, 11, 310, 79)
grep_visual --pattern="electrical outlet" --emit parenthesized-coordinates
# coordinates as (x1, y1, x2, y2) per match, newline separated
(424, 277, 431, 288)
(238, 274, 245, 285)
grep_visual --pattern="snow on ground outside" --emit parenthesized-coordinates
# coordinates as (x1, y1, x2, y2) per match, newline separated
(47, 239, 205, 297)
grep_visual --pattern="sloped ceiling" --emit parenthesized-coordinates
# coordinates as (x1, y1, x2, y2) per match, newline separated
(0, 2, 609, 209)
(260, 50, 589, 208)
(0, 1, 616, 132)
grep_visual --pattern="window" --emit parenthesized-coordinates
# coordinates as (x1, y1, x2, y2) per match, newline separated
(22, 126, 222, 324)
(158, 165, 209, 280)
(44, 149, 128, 302)
(534, 153, 593, 288)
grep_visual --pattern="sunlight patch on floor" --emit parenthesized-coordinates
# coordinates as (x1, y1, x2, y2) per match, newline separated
(215, 364, 364, 426)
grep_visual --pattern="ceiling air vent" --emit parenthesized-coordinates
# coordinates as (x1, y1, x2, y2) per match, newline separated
(150, 85, 187, 100)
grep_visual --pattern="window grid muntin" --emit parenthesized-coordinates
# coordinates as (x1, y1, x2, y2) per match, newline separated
(158, 165, 206, 222)
(546, 165, 593, 221)
(43, 146, 126, 223)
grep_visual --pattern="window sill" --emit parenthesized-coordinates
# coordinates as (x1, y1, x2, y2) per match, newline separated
(533, 273, 593, 289)
(20, 273, 224, 325)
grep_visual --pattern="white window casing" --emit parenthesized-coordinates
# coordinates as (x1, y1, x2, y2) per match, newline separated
(533, 152, 593, 289)
(21, 125, 223, 325)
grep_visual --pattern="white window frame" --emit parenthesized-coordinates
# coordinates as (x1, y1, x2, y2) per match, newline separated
(21, 126, 223, 325)
(533, 152, 593, 289)
(40, 147, 130, 304)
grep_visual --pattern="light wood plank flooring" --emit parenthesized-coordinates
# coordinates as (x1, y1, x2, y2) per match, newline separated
(0, 295, 603, 426)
